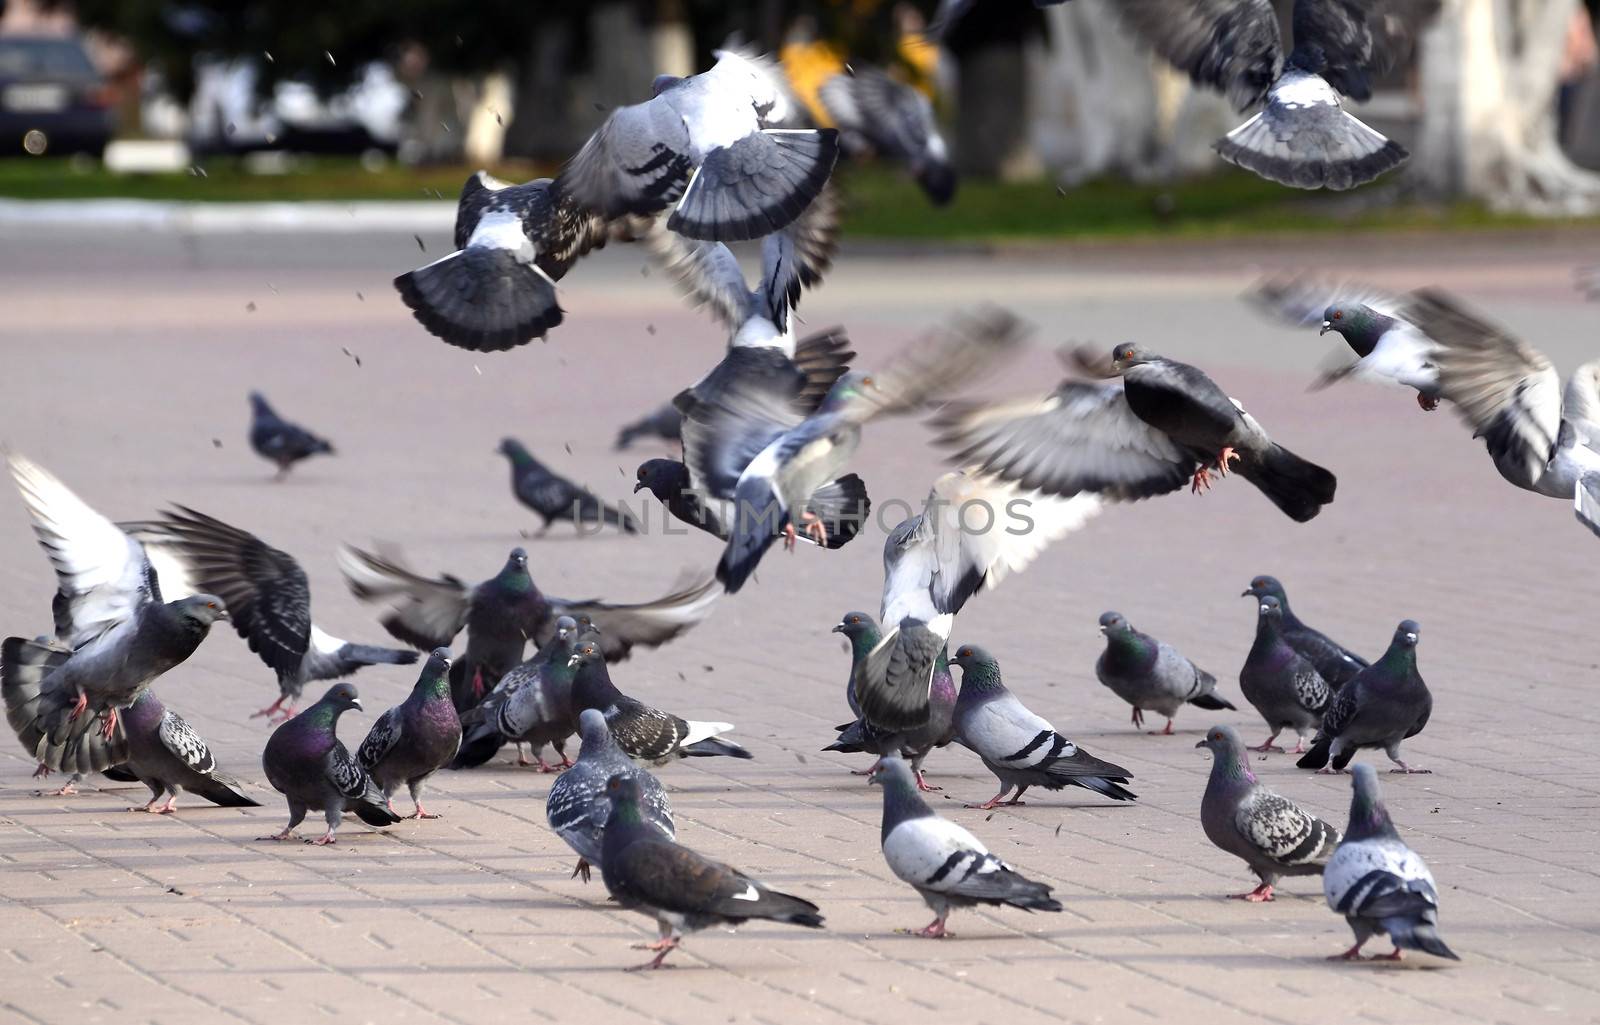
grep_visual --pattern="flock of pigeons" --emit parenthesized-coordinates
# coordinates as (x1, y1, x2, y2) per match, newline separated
(8, 21, 1598, 976)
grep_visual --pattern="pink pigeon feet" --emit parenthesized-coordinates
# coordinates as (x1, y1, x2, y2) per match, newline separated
(256, 828, 298, 842)
(1232, 883, 1275, 902)
(1150, 719, 1175, 736)
(966, 792, 1025, 811)
(799, 512, 828, 547)
(1328, 942, 1367, 961)
(406, 803, 440, 820)
(66, 689, 89, 723)
(1249, 733, 1286, 753)
(1315, 767, 1347, 775)
(98, 708, 119, 740)
(782, 522, 799, 552)
(1389, 762, 1431, 774)
(902, 917, 951, 939)
(914, 770, 942, 793)
(310, 831, 338, 846)
(1190, 448, 1238, 494)
(250, 697, 295, 724)
(626, 936, 680, 971)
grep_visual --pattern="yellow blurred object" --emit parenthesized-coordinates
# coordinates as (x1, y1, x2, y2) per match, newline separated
(780, 40, 846, 127)
(897, 33, 938, 95)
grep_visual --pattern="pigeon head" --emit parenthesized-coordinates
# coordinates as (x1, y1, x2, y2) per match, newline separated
(1320, 303, 1389, 354)
(818, 370, 882, 412)
(566, 640, 605, 670)
(173, 593, 230, 627)
(1241, 574, 1286, 602)
(1393, 620, 1420, 647)
(576, 707, 611, 747)
(915, 160, 957, 206)
(1255, 595, 1284, 620)
(1195, 724, 1255, 781)
(950, 644, 1003, 692)
(634, 458, 689, 498)
(1110, 343, 1158, 371)
(248, 391, 270, 412)
(317, 682, 362, 714)
(1098, 611, 1131, 636)
(1345, 763, 1399, 842)
(554, 615, 579, 642)
(604, 773, 646, 822)
(416, 648, 453, 698)
(574, 614, 600, 638)
(494, 548, 532, 590)
(496, 437, 534, 464)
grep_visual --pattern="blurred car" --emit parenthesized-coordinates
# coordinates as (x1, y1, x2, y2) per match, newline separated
(0, 36, 115, 157)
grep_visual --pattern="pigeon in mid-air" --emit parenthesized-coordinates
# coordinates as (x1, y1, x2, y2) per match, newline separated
(357, 649, 462, 819)
(817, 67, 956, 205)
(453, 617, 584, 771)
(567, 640, 751, 763)
(950, 644, 1136, 809)
(546, 709, 675, 883)
(871, 755, 1062, 938)
(1239, 595, 1331, 754)
(600, 774, 824, 970)
(497, 438, 639, 534)
(1197, 725, 1340, 901)
(260, 682, 402, 845)
(614, 401, 683, 451)
(126, 506, 419, 723)
(112, 690, 259, 813)
(248, 392, 334, 480)
(1241, 575, 1368, 689)
(934, 342, 1338, 522)
(827, 616, 957, 792)
(1324, 764, 1460, 961)
(1094, 611, 1234, 734)
(559, 50, 839, 243)
(1113, 0, 1440, 189)
(1297, 620, 1433, 774)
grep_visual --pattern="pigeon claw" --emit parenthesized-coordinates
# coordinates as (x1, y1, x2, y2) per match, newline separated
(66, 689, 89, 723)
(625, 936, 680, 971)
(309, 832, 338, 846)
(1315, 767, 1347, 775)
(901, 917, 951, 939)
(406, 804, 440, 820)
(914, 770, 942, 793)
(1215, 446, 1238, 476)
(251, 696, 292, 722)
(798, 511, 828, 546)
(1416, 392, 1439, 412)
(571, 858, 592, 883)
(98, 708, 119, 740)
(256, 829, 298, 842)
(1232, 883, 1275, 902)
(1328, 942, 1367, 961)
(1149, 719, 1175, 736)
(1130, 707, 1144, 728)
(781, 522, 799, 552)
(31, 763, 51, 780)
(1388, 763, 1431, 774)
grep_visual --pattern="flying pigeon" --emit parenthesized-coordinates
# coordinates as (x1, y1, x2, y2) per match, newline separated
(1094, 611, 1235, 734)
(950, 644, 1136, 809)
(357, 649, 462, 819)
(260, 682, 402, 844)
(1297, 620, 1433, 774)
(497, 438, 639, 535)
(340, 545, 718, 711)
(1241, 575, 1368, 689)
(1239, 595, 1331, 754)
(1113, 0, 1439, 189)
(870, 755, 1062, 938)
(600, 773, 824, 970)
(248, 392, 334, 480)
(827, 614, 957, 792)
(559, 50, 840, 243)
(933, 342, 1338, 522)
(126, 506, 419, 723)
(814, 67, 955, 205)
(1197, 724, 1340, 901)
(567, 640, 751, 764)
(453, 617, 584, 771)
(1400, 289, 1600, 537)
(4, 637, 126, 785)
(2, 453, 228, 770)
(614, 401, 683, 451)
(1324, 764, 1460, 961)
(1581, 472, 1600, 538)
(546, 708, 675, 883)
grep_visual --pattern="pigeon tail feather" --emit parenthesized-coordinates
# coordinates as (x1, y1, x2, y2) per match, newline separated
(394, 248, 561, 352)
(1236, 442, 1337, 522)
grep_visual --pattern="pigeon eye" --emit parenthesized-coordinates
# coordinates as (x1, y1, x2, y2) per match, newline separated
(1333, 311, 1343, 320)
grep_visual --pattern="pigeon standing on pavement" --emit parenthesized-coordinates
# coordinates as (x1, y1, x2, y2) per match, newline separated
(1197, 725, 1341, 901)
(567, 641, 751, 763)
(1324, 764, 1460, 961)
(260, 682, 402, 845)
(357, 649, 463, 819)
(871, 755, 1062, 938)
(497, 438, 639, 534)
(1297, 620, 1434, 774)
(827, 615, 957, 792)
(950, 645, 1136, 809)
(615, 401, 683, 451)
(1241, 575, 1368, 689)
(113, 690, 259, 813)
(546, 708, 675, 883)
(1094, 611, 1235, 735)
(248, 392, 334, 480)
(600, 774, 824, 970)
(1239, 596, 1331, 754)
(453, 617, 584, 771)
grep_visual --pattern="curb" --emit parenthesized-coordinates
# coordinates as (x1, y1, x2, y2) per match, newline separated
(0, 199, 456, 232)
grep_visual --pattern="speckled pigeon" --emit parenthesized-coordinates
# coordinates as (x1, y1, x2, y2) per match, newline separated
(1239, 595, 1331, 754)
(1297, 620, 1433, 774)
(114, 689, 258, 813)
(498, 438, 638, 534)
(567, 640, 750, 764)
(1241, 575, 1368, 689)
(357, 649, 462, 819)
(248, 392, 333, 480)
(1095, 611, 1234, 734)
(826, 613, 956, 792)
(1197, 724, 1340, 901)
(615, 401, 683, 451)
(600, 774, 824, 970)
(546, 708, 674, 883)
(453, 617, 583, 771)
(260, 682, 401, 845)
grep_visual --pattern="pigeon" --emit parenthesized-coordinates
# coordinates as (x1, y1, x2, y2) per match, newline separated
(567, 640, 751, 764)
(827, 617, 957, 792)
(340, 545, 718, 712)
(1399, 289, 1600, 536)
(614, 401, 683, 451)
(1581, 472, 1600, 538)
(1238, 595, 1332, 754)
(1297, 620, 1433, 774)
(1094, 611, 1235, 735)
(870, 755, 1062, 938)
(1112, 0, 1439, 189)
(394, 172, 619, 352)
(1324, 764, 1460, 961)
(933, 342, 1338, 522)
(248, 392, 334, 480)
(497, 438, 639, 534)
(691, 308, 1025, 592)
(1241, 575, 1368, 689)
(559, 50, 840, 243)
(546, 708, 675, 883)
(854, 469, 1101, 732)
(357, 649, 463, 819)
(112, 689, 259, 813)
(125, 506, 419, 723)
(822, 612, 896, 767)
(949, 644, 1136, 809)
(3, 453, 229, 769)
(259, 682, 402, 845)
(4, 638, 127, 783)
(1247, 274, 1441, 409)
(600, 773, 824, 970)
(453, 617, 584, 771)
(1196, 724, 1341, 901)
(815, 67, 955, 205)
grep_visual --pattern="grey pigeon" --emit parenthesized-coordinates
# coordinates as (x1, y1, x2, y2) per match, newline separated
(826, 616, 957, 792)
(4, 637, 124, 788)
(115, 689, 258, 813)
(600, 774, 824, 969)
(615, 401, 683, 451)
(1095, 611, 1235, 735)
(498, 438, 639, 534)
(127, 505, 418, 723)
(559, 50, 839, 243)
(870, 755, 1062, 938)
(1197, 724, 1340, 901)
(453, 617, 584, 771)
(1114, 0, 1438, 189)
(934, 343, 1338, 522)
(1581, 472, 1600, 538)
(546, 708, 674, 883)
(1238, 596, 1331, 754)
(260, 682, 402, 845)
(567, 640, 751, 764)
(1297, 620, 1433, 774)
(817, 67, 955, 205)
(248, 392, 333, 480)
(1241, 575, 1368, 689)
(357, 649, 463, 820)
(1324, 764, 1460, 961)
(950, 644, 1136, 809)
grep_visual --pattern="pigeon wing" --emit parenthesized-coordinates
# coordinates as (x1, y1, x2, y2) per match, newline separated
(338, 545, 472, 651)
(1115, 0, 1282, 111)
(544, 575, 719, 663)
(559, 98, 693, 220)
(156, 707, 217, 775)
(1293, 0, 1440, 102)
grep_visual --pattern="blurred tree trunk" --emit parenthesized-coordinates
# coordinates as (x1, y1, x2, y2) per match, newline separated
(1033, 0, 1162, 182)
(948, 4, 1040, 179)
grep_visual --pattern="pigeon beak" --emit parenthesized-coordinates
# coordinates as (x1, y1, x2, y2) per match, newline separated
(632, 481, 646, 493)
(830, 623, 846, 634)
(567, 654, 581, 668)
(1239, 589, 1254, 598)
(1319, 320, 1332, 335)
(1193, 739, 1206, 749)
(351, 697, 363, 711)
(1405, 632, 1418, 643)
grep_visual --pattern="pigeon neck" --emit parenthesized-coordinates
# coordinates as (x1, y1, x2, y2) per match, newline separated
(845, 627, 882, 665)
(410, 666, 452, 706)
(1344, 778, 1400, 843)
(493, 565, 537, 597)
(299, 700, 344, 732)
(1250, 613, 1290, 657)
(928, 650, 956, 705)
(1374, 641, 1416, 679)
(120, 691, 164, 729)
(956, 659, 1005, 698)
(1334, 309, 1395, 358)
(1210, 742, 1257, 786)
(504, 444, 538, 470)
(1101, 628, 1153, 670)
(879, 771, 934, 843)
(608, 793, 644, 829)
(572, 659, 623, 708)
(578, 727, 622, 763)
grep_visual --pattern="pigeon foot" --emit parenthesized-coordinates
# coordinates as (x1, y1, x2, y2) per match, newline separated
(256, 830, 298, 842)
(308, 832, 338, 846)
(1215, 446, 1238, 476)
(914, 770, 942, 793)
(781, 522, 799, 552)
(66, 689, 89, 722)
(406, 805, 440, 820)
(1150, 719, 1175, 736)
(1250, 742, 1287, 753)
(1416, 393, 1439, 412)
(98, 708, 119, 740)
(1290, 737, 1308, 754)
(38, 781, 78, 797)
(1327, 942, 1367, 961)
(798, 511, 828, 546)
(251, 697, 293, 722)
(1315, 766, 1347, 775)
(1190, 465, 1215, 494)
(900, 917, 951, 939)
(31, 763, 51, 780)
(571, 859, 591, 883)
(1374, 948, 1405, 961)
(1231, 883, 1275, 902)
(1130, 707, 1144, 728)
(625, 937, 681, 970)
(1388, 764, 1431, 774)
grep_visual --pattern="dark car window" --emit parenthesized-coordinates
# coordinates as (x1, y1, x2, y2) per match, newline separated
(0, 39, 98, 79)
